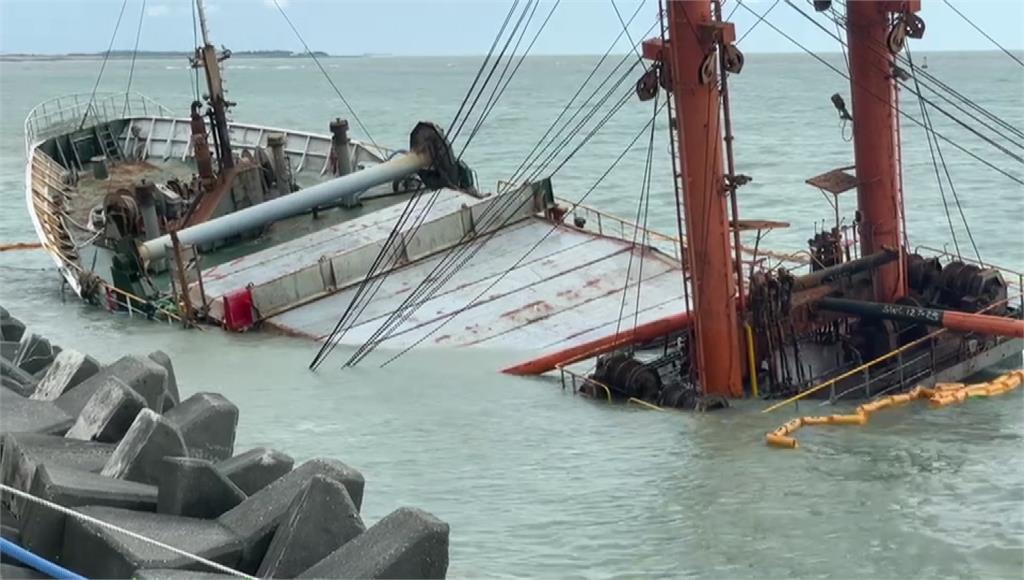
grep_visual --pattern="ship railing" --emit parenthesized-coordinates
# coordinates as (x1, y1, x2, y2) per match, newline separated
(915, 244, 1024, 294)
(24, 92, 173, 153)
(763, 291, 1024, 413)
(557, 365, 614, 403)
(499, 181, 809, 270)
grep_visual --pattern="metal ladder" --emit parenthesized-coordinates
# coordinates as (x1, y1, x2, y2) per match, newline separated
(94, 123, 124, 162)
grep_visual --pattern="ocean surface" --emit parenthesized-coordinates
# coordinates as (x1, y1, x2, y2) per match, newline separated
(1, 51, 1022, 578)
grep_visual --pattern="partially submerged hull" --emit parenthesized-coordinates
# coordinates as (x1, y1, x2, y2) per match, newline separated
(23, 92, 693, 361)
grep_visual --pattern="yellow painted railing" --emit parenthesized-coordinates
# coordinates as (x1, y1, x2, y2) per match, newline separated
(762, 291, 1024, 414)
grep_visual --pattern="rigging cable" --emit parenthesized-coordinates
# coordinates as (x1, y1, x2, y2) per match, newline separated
(375, 102, 668, 368)
(80, 0, 130, 130)
(458, 0, 559, 157)
(733, 0, 1023, 186)
(614, 91, 659, 347)
(907, 47, 962, 260)
(942, 0, 1024, 69)
(349, 79, 644, 367)
(504, 9, 657, 187)
(343, 22, 654, 366)
(788, 0, 1024, 165)
(311, 0, 531, 369)
(907, 45, 983, 264)
(355, 5, 658, 364)
(270, 0, 379, 149)
(123, 0, 147, 116)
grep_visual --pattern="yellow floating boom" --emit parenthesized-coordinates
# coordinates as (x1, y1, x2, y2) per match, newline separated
(765, 370, 1024, 449)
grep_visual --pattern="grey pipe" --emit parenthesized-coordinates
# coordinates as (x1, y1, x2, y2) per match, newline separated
(140, 151, 428, 261)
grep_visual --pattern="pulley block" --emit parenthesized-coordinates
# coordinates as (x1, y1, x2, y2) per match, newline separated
(635, 67, 659, 101)
(698, 51, 716, 85)
(904, 13, 926, 39)
(722, 44, 744, 74)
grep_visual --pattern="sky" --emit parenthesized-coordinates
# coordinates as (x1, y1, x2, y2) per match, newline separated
(0, 0, 1022, 56)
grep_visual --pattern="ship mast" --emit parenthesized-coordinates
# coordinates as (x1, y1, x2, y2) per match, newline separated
(194, 0, 234, 171)
(643, 0, 744, 398)
(846, 0, 918, 302)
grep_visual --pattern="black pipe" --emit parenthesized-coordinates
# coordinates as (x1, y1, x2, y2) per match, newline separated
(793, 248, 897, 290)
(818, 297, 943, 326)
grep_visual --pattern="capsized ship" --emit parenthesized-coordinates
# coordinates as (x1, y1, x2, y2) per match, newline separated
(502, 0, 1023, 410)
(23, 0, 695, 359)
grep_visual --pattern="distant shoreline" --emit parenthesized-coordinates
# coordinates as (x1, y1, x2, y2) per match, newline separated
(1, 48, 1013, 62)
(0, 50, 384, 62)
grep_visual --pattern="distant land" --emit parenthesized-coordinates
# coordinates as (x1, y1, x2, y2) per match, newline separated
(0, 50, 384, 62)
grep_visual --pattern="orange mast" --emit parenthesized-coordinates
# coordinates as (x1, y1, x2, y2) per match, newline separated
(846, 0, 918, 302)
(644, 0, 743, 397)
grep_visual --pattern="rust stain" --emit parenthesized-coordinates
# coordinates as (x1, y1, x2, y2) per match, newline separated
(500, 300, 554, 321)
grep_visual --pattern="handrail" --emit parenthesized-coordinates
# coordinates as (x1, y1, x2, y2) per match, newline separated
(761, 291, 1024, 413)
(558, 365, 613, 403)
(915, 244, 1024, 281)
(24, 92, 174, 153)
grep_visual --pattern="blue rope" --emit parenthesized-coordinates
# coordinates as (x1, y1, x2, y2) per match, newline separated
(0, 537, 85, 580)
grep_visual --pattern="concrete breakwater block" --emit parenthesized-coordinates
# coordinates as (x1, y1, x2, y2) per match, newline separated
(0, 307, 26, 342)
(219, 458, 366, 573)
(13, 333, 56, 375)
(216, 447, 294, 495)
(101, 409, 188, 485)
(164, 393, 238, 462)
(65, 378, 147, 443)
(1, 359, 37, 397)
(0, 388, 73, 437)
(60, 505, 244, 578)
(1, 341, 20, 362)
(298, 507, 450, 579)
(0, 563, 48, 579)
(147, 351, 180, 409)
(157, 457, 245, 519)
(20, 464, 157, 561)
(55, 354, 170, 418)
(30, 349, 101, 401)
(1, 504, 19, 542)
(0, 433, 116, 517)
(257, 475, 365, 579)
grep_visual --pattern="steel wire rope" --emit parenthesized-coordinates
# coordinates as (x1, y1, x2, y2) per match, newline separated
(311, 1, 529, 368)
(348, 85, 640, 367)
(792, 0, 998, 262)
(942, 0, 1024, 68)
(350, 84, 644, 367)
(457, 0, 552, 157)
(790, 1, 1024, 164)
(612, 92, 658, 346)
(319, 0, 539, 367)
(339, 1, 544, 365)
(907, 45, 984, 264)
(80, 0, 130, 130)
(122, 0, 147, 116)
(447, 0, 529, 146)
(506, 12, 658, 187)
(270, 0, 379, 150)
(520, 54, 648, 183)
(375, 102, 668, 368)
(822, 0, 1024, 146)
(346, 41, 650, 362)
(733, 0, 1024, 186)
(2, 485, 253, 579)
(500, 3, 652, 189)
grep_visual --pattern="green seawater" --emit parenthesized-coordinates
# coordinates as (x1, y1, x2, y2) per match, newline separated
(1, 52, 1022, 578)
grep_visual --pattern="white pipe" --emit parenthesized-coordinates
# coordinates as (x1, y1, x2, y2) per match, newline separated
(141, 151, 428, 261)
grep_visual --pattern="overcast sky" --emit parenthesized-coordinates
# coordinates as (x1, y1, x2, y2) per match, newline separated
(1, 0, 1022, 56)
